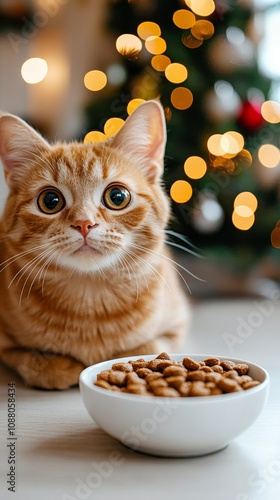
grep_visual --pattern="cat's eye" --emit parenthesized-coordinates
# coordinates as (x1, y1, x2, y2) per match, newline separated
(37, 188, 65, 214)
(102, 184, 131, 210)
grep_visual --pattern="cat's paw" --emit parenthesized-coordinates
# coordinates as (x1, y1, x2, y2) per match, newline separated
(18, 355, 85, 390)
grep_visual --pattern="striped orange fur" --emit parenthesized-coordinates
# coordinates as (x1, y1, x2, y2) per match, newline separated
(0, 101, 189, 389)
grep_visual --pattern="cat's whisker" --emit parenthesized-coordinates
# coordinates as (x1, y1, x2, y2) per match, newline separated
(119, 252, 142, 301)
(27, 249, 59, 300)
(125, 247, 172, 293)
(131, 241, 205, 284)
(164, 240, 203, 259)
(165, 229, 201, 252)
(8, 247, 54, 289)
(17, 249, 56, 305)
(0, 242, 50, 271)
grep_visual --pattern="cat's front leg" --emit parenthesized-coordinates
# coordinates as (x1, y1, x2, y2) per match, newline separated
(0, 347, 85, 389)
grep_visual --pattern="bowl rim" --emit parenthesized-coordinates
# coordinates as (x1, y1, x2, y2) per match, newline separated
(79, 353, 270, 404)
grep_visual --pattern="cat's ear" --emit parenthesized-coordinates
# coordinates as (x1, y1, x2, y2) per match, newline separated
(110, 100, 166, 182)
(0, 113, 50, 188)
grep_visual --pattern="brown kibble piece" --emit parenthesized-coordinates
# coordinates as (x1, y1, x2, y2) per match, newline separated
(224, 370, 239, 379)
(145, 372, 163, 383)
(210, 387, 223, 395)
(163, 365, 187, 377)
(112, 362, 133, 372)
(243, 381, 260, 390)
(130, 359, 148, 370)
(153, 386, 180, 397)
(199, 366, 213, 373)
(204, 357, 220, 367)
(212, 365, 224, 373)
(187, 370, 206, 382)
(183, 357, 200, 371)
(220, 360, 236, 371)
(234, 363, 249, 375)
(148, 378, 168, 390)
(108, 370, 127, 386)
(96, 370, 111, 382)
(178, 381, 192, 397)
(95, 379, 112, 390)
(190, 381, 211, 397)
(205, 372, 222, 383)
(126, 372, 146, 385)
(165, 375, 186, 389)
(126, 384, 149, 394)
(156, 352, 171, 360)
(237, 375, 253, 385)
(136, 367, 153, 378)
(217, 377, 240, 393)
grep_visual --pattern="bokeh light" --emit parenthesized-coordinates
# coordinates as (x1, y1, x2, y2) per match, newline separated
(21, 58, 48, 84)
(184, 156, 207, 179)
(116, 34, 142, 58)
(234, 192, 258, 213)
(145, 36, 166, 55)
(271, 224, 280, 248)
(137, 22, 161, 40)
(190, 0, 215, 17)
(84, 70, 107, 91)
(182, 33, 203, 49)
(127, 98, 145, 115)
(258, 144, 280, 168)
(173, 9, 196, 29)
(207, 131, 244, 157)
(84, 131, 107, 143)
(165, 63, 188, 83)
(170, 180, 193, 203)
(191, 20, 215, 41)
(151, 55, 171, 72)
(232, 210, 255, 231)
(104, 117, 125, 137)
(261, 100, 280, 124)
(107, 64, 127, 85)
(171, 87, 193, 110)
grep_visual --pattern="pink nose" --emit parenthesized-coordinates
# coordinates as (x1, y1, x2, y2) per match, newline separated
(71, 220, 97, 238)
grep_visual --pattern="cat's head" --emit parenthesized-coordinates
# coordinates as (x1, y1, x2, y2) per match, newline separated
(0, 100, 170, 273)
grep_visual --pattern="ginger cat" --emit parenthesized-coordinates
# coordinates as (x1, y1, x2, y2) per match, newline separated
(0, 100, 189, 389)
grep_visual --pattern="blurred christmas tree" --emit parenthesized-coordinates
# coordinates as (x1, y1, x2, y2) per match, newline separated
(84, 0, 280, 269)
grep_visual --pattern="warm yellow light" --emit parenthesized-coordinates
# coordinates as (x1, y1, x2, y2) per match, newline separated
(137, 21, 161, 40)
(145, 36, 166, 55)
(165, 63, 188, 84)
(171, 87, 193, 110)
(116, 34, 142, 58)
(170, 180, 193, 203)
(182, 33, 203, 49)
(151, 55, 171, 72)
(234, 192, 258, 213)
(191, 20, 215, 41)
(221, 131, 244, 157)
(84, 70, 107, 91)
(21, 58, 48, 84)
(190, 0, 215, 17)
(261, 100, 280, 124)
(184, 156, 207, 179)
(207, 134, 224, 156)
(104, 118, 124, 137)
(258, 144, 280, 168)
(127, 98, 145, 115)
(84, 131, 107, 143)
(271, 226, 280, 248)
(173, 10, 196, 29)
(232, 210, 255, 231)
(234, 205, 254, 217)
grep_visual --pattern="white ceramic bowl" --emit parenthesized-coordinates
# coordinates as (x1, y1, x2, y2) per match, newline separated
(79, 354, 269, 457)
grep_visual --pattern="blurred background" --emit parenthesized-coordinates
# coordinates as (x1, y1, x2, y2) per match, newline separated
(1, 0, 280, 298)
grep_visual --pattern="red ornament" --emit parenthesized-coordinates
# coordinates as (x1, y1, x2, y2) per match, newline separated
(237, 100, 264, 131)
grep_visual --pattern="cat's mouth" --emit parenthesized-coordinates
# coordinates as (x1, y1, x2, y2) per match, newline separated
(73, 242, 102, 255)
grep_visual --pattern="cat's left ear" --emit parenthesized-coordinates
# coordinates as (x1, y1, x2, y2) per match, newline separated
(0, 113, 50, 189)
(110, 100, 166, 183)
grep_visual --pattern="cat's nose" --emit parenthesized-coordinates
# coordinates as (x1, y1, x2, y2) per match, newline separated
(71, 219, 97, 238)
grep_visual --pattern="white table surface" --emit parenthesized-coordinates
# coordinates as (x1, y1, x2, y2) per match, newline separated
(1, 298, 279, 500)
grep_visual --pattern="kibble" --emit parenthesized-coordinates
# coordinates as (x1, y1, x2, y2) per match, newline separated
(94, 353, 261, 397)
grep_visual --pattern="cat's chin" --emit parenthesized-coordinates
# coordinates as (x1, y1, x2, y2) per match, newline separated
(59, 249, 118, 274)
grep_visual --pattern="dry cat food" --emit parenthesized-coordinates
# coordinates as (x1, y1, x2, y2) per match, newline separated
(94, 353, 261, 397)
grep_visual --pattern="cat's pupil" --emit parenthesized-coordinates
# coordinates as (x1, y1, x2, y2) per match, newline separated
(110, 188, 125, 206)
(44, 192, 60, 210)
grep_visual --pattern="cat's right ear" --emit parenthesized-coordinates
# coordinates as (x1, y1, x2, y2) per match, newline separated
(0, 113, 50, 189)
